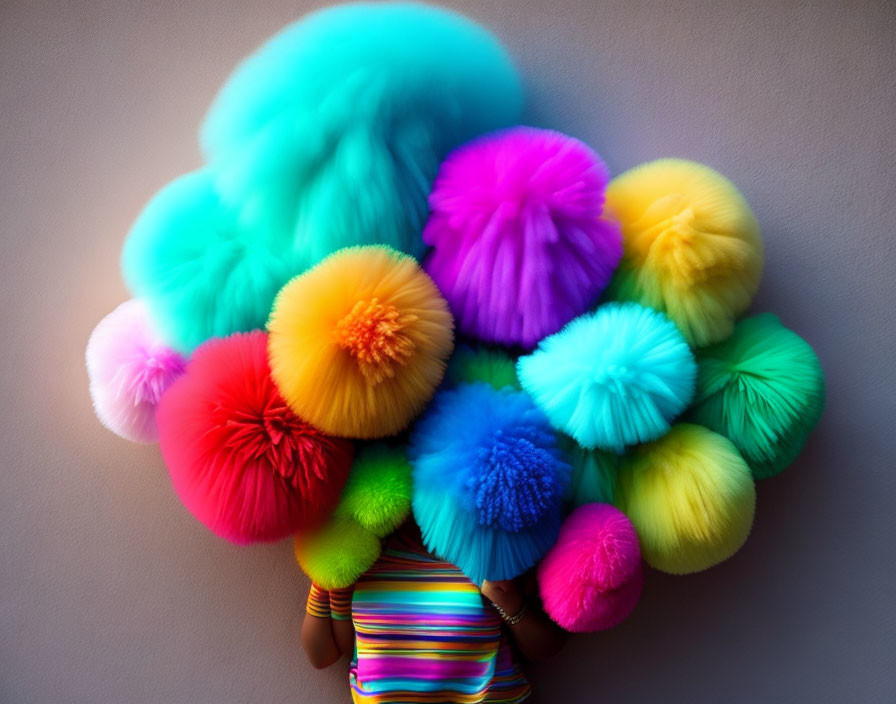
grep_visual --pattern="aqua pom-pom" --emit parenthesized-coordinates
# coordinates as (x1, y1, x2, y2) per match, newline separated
(123, 3, 522, 353)
(517, 302, 696, 452)
(410, 383, 570, 584)
(689, 313, 825, 479)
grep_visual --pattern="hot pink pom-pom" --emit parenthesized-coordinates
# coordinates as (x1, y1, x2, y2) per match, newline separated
(537, 503, 642, 632)
(156, 331, 354, 544)
(423, 127, 622, 347)
(86, 299, 187, 443)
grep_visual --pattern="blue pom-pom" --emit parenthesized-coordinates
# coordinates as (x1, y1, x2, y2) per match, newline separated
(472, 425, 561, 531)
(410, 383, 570, 585)
(122, 3, 522, 352)
(517, 302, 697, 452)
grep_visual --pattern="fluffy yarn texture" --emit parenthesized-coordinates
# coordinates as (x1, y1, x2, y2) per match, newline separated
(517, 302, 696, 452)
(689, 313, 825, 479)
(294, 515, 382, 590)
(335, 445, 412, 538)
(537, 503, 642, 632)
(86, 299, 186, 443)
(605, 159, 763, 347)
(443, 345, 520, 391)
(268, 245, 454, 439)
(156, 331, 354, 544)
(561, 437, 619, 508)
(615, 424, 756, 574)
(122, 3, 521, 353)
(423, 127, 622, 347)
(411, 383, 570, 585)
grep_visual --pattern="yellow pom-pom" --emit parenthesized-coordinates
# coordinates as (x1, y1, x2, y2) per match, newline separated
(268, 245, 454, 438)
(605, 159, 763, 346)
(615, 424, 755, 574)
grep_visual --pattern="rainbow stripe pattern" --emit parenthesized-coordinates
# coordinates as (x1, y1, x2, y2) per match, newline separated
(349, 528, 530, 703)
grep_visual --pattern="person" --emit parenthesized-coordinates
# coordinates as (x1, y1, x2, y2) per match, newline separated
(301, 519, 567, 702)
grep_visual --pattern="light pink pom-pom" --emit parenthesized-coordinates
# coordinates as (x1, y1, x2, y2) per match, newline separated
(537, 503, 642, 632)
(86, 299, 187, 443)
(423, 127, 622, 347)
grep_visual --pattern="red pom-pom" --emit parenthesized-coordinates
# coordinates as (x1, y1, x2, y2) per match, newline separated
(157, 331, 353, 544)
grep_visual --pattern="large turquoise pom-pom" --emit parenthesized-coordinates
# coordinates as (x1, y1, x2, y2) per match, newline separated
(123, 3, 522, 353)
(517, 302, 696, 452)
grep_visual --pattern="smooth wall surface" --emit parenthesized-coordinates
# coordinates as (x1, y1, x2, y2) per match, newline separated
(1, 1, 894, 702)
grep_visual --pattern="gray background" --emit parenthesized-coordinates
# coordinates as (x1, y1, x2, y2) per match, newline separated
(1, 0, 894, 702)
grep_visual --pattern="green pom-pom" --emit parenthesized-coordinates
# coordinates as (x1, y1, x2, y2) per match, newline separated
(444, 345, 520, 391)
(560, 436, 619, 507)
(689, 313, 825, 479)
(294, 516, 381, 590)
(336, 445, 412, 538)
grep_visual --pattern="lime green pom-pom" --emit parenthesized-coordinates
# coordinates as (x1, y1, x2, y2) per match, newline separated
(689, 313, 825, 479)
(444, 345, 520, 391)
(294, 516, 381, 590)
(615, 424, 755, 575)
(561, 436, 619, 507)
(336, 445, 412, 538)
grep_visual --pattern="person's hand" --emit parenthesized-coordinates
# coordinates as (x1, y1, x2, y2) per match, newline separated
(481, 579, 524, 616)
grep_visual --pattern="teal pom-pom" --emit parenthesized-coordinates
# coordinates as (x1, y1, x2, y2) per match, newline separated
(335, 445, 412, 538)
(688, 313, 825, 479)
(411, 383, 570, 585)
(443, 345, 520, 391)
(517, 302, 697, 452)
(123, 3, 522, 352)
(560, 436, 619, 508)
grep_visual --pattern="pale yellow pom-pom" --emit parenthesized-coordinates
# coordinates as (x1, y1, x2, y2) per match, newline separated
(615, 424, 756, 574)
(605, 159, 763, 346)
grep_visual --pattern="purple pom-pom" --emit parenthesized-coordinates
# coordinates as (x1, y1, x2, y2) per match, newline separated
(423, 127, 622, 347)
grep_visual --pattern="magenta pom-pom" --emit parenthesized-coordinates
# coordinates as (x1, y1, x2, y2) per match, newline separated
(423, 127, 622, 347)
(156, 330, 354, 544)
(537, 503, 642, 632)
(86, 299, 187, 443)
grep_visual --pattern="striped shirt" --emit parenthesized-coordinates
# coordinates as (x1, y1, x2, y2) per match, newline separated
(349, 526, 531, 703)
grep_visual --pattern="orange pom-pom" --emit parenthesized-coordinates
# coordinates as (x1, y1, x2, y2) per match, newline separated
(268, 246, 454, 438)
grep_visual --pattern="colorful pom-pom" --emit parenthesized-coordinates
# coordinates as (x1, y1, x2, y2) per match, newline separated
(561, 437, 619, 507)
(615, 424, 756, 574)
(86, 299, 187, 443)
(411, 383, 570, 585)
(537, 503, 642, 632)
(443, 345, 520, 391)
(123, 3, 521, 353)
(294, 515, 382, 590)
(268, 245, 454, 439)
(689, 313, 825, 479)
(156, 331, 354, 544)
(335, 445, 412, 538)
(518, 302, 696, 452)
(423, 127, 622, 347)
(605, 159, 764, 347)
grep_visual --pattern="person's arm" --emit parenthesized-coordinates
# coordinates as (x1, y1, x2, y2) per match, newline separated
(300, 584, 355, 669)
(481, 579, 567, 662)
(328, 586, 356, 656)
